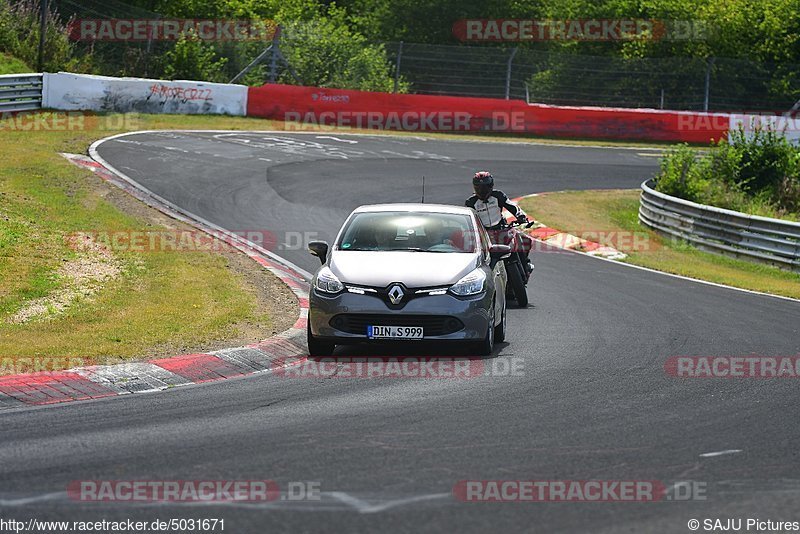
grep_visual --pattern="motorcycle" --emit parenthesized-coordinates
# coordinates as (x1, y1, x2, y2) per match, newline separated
(487, 220, 535, 308)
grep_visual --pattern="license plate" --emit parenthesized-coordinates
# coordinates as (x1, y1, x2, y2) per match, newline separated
(367, 325, 424, 339)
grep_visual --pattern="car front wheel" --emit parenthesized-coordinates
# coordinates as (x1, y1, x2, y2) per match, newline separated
(473, 304, 495, 356)
(307, 322, 335, 357)
(494, 300, 507, 343)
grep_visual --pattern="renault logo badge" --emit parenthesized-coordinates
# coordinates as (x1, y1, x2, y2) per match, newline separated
(387, 284, 404, 304)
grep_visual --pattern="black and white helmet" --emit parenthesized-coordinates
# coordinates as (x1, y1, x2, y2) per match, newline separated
(472, 171, 494, 187)
(472, 171, 494, 200)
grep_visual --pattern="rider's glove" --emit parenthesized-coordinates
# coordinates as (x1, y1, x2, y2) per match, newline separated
(516, 213, 528, 224)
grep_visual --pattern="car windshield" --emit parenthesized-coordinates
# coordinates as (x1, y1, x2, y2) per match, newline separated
(337, 211, 477, 253)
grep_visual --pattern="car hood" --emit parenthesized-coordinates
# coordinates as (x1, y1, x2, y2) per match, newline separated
(329, 251, 479, 288)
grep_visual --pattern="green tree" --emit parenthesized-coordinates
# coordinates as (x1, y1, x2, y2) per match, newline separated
(162, 32, 228, 82)
(278, 7, 403, 91)
(0, 0, 90, 72)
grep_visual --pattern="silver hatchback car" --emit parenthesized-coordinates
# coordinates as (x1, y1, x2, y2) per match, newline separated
(306, 204, 510, 356)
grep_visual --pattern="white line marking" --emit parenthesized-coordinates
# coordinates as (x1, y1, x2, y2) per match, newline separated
(316, 136, 359, 144)
(699, 449, 743, 458)
(328, 491, 451, 514)
(88, 129, 667, 151)
(0, 492, 65, 506)
(0, 491, 451, 513)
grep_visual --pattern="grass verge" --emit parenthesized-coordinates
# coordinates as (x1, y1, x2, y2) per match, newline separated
(519, 190, 800, 299)
(0, 112, 299, 374)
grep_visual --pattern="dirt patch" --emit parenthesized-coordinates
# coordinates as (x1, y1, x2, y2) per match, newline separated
(8, 234, 123, 324)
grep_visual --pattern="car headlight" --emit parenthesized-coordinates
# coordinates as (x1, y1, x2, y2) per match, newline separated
(314, 266, 344, 294)
(449, 268, 486, 296)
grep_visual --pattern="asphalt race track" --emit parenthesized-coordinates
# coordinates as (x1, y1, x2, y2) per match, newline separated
(2, 132, 799, 533)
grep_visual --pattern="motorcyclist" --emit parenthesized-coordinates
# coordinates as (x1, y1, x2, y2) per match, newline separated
(465, 171, 533, 278)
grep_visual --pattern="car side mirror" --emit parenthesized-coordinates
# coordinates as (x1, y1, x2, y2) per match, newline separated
(489, 244, 512, 268)
(308, 241, 329, 264)
(489, 244, 512, 257)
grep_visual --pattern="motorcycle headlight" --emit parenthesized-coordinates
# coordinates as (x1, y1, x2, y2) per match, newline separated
(314, 267, 344, 294)
(449, 268, 486, 296)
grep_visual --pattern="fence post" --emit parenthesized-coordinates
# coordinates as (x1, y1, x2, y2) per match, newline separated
(268, 28, 281, 83)
(144, 15, 160, 78)
(703, 56, 715, 112)
(505, 47, 518, 100)
(37, 0, 48, 72)
(394, 41, 404, 93)
(660, 88, 664, 109)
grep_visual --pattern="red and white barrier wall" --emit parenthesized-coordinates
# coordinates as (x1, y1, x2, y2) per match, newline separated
(246, 83, 736, 143)
(37, 72, 795, 143)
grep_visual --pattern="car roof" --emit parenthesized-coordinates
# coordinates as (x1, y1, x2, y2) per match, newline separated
(352, 203, 475, 215)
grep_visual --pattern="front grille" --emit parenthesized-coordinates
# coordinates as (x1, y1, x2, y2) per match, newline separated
(344, 283, 451, 308)
(330, 314, 465, 336)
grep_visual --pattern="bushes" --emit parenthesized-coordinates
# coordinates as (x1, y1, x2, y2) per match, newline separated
(278, 10, 405, 92)
(0, 0, 89, 72)
(162, 33, 228, 83)
(0, 51, 30, 73)
(655, 128, 800, 219)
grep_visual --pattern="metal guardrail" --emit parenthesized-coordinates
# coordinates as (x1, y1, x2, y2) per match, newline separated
(0, 74, 43, 112)
(639, 179, 800, 272)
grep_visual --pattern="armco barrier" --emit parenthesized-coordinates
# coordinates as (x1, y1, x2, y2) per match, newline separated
(639, 179, 800, 272)
(42, 72, 248, 116)
(0, 73, 43, 113)
(246, 83, 731, 143)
